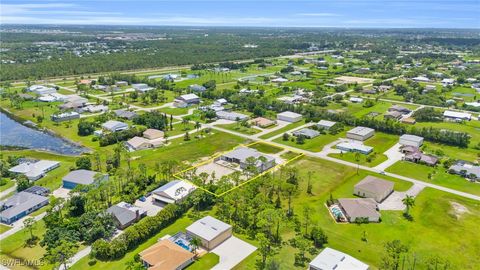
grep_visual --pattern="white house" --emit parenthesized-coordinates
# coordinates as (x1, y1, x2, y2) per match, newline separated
(349, 97, 364, 103)
(186, 216, 233, 251)
(152, 180, 196, 204)
(9, 160, 60, 181)
(216, 111, 249, 121)
(277, 111, 302, 123)
(399, 134, 424, 147)
(317, 120, 337, 130)
(309, 247, 369, 270)
(346, 126, 375, 141)
(443, 110, 471, 121)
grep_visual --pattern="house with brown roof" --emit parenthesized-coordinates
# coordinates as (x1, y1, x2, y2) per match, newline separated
(139, 239, 195, 270)
(126, 137, 153, 151)
(143, 129, 164, 140)
(250, 117, 276, 128)
(354, 176, 394, 203)
(338, 198, 380, 223)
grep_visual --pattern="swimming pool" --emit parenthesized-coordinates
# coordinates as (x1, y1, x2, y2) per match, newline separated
(175, 239, 191, 251)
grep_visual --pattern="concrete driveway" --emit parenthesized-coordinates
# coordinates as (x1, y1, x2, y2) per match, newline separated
(374, 143, 403, 171)
(134, 196, 165, 216)
(379, 183, 426, 210)
(211, 236, 257, 270)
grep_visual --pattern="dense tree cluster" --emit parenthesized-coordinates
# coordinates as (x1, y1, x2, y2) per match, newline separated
(99, 127, 146, 147)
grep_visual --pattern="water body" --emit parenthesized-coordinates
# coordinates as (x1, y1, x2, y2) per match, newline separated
(0, 111, 87, 155)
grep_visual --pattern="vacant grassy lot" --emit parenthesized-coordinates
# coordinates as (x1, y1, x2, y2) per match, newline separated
(0, 178, 15, 192)
(216, 122, 261, 135)
(234, 156, 480, 269)
(249, 142, 284, 154)
(386, 161, 480, 196)
(273, 129, 347, 152)
(259, 120, 307, 139)
(0, 224, 12, 234)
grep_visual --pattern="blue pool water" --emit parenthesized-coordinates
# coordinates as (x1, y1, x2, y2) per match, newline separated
(175, 239, 191, 251)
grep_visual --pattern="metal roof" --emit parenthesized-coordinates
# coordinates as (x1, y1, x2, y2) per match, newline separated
(186, 215, 231, 241)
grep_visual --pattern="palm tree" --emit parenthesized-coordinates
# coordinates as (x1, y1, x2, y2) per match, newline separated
(189, 237, 201, 257)
(402, 195, 415, 217)
(194, 121, 201, 133)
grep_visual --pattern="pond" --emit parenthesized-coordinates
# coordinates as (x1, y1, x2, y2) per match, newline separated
(0, 111, 87, 156)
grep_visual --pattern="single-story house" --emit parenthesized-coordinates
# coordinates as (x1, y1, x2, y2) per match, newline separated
(271, 77, 288, 83)
(250, 117, 276, 128)
(388, 105, 411, 114)
(51, 111, 80, 122)
(114, 109, 138, 120)
(412, 76, 431, 83)
(106, 202, 147, 229)
(354, 176, 394, 203)
(443, 110, 471, 121)
(132, 83, 154, 93)
(336, 142, 373, 155)
(80, 104, 108, 113)
(126, 136, 153, 151)
(188, 84, 206, 92)
(186, 215, 233, 250)
(218, 147, 276, 173)
(115, 81, 128, 87)
(216, 111, 249, 121)
(9, 160, 60, 181)
(349, 97, 364, 103)
(101, 120, 129, 132)
(401, 117, 416, 125)
(174, 94, 200, 107)
(338, 198, 380, 223)
(346, 126, 375, 141)
(442, 78, 455, 86)
(139, 239, 195, 270)
(317, 120, 337, 130)
(152, 180, 196, 204)
(277, 111, 302, 123)
(384, 111, 403, 120)
(143, 128, 164, 140)
(62, 169, 108, 189)
(28, 85, 57, 95)
(214, 98, 228, 106)
(449, 161, 480, 180)
(292, 128, 320, 139)
(309, 247, 370, 270)
(0, 191, 49, 224)
(399, 134, 424, 147)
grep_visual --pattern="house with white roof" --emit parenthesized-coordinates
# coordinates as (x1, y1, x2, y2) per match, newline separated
(443, 110, 471, 121)
(317, 120, 337, 130)
(174, 93, 200, 107)
(336, 142, 373, 155)
(349, 97, 364, 103)
(219, 147, 276, 173)
(277, 111, 302, 123)
(412, 76, 431, 83)
(399, 134, 424, 147)
(442, 78, 455, 86)
(101, 120, 129, 132)
(309, 247, 369, 270)
(216, 111, 249, 121)
(347, 126, 375, 141)
(28, 85, 57, 95)
(9, 160, 60, 181)
(186, 215, 233, 250)
(132, 83, 154, 93)
(152, 180, 196, 204)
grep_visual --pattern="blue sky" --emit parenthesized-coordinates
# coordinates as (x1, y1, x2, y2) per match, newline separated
(1, 0, 479, 28)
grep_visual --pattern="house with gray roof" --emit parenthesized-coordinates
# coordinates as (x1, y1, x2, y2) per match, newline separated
(354, 176, 394, 203)
(62, 169, 108, 189)
(0, 192, 49, 224)
(218, 147, 276, 173)
(347, 126, 375, 141)
(188, 84, 207, 92)
(338, 198, 380, 223)
(114, 109, 138, 120)
(186, 215, 232, 250)
(292, 128, 320, 139)
(101, 120, 129, 132)
(107, 202, 147, 229)
(449, 161, 480, 180)
(317, 120, 337, 130)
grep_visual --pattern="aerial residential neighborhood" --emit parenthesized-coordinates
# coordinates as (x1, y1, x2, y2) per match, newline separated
(0, 1, 479, 270)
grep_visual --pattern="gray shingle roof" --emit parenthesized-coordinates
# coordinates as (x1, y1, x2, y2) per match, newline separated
(63, 169, 102, 185)
(0, 192, 49, 219)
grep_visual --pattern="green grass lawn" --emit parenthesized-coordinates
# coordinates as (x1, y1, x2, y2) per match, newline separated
(422, 142, 479, 163)
(414, 120, 480, 150)
(186, 253, 220, 270)
(158, 106, 190, 116)
(234, 156, 480, 269)
(0, 224, 12, 234)
(216, 122, 261, 135)
(0, 220, 53, 270)
(259, 120, 306, 139)
(0, 178, 15, 192)
(273, 129, 347, 152)
(249, 142, 284, 154)
(165, 122, 197, 137)
(386, 161, 480, 196)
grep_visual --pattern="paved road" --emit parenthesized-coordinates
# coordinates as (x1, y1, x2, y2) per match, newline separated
(208, 124, 480, 201)
(65, 246, 92, 269)
(0, 184, 17, 199)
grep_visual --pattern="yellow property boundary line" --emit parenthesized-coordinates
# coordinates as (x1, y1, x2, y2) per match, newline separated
(173, 141, 304, 197)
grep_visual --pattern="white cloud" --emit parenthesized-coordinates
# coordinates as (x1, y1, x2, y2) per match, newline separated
(295, 13, 339, 17)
